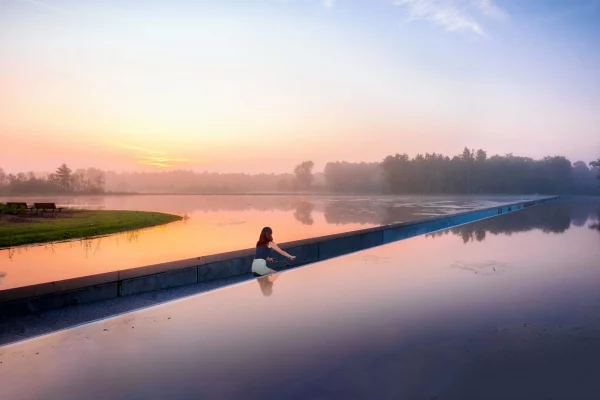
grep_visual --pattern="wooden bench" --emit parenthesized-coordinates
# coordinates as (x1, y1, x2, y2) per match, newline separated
(34, 203, 63, 213)
(5, 202, 33, 212)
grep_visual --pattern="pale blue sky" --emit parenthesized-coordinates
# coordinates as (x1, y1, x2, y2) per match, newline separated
(1, 0, 599, 173)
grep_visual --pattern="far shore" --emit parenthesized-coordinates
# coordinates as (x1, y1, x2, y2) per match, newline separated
(2, 192, 593, 198)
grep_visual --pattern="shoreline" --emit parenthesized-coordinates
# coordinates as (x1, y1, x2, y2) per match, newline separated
(0, 210, 182, 249)
(2, 192, 594, 198)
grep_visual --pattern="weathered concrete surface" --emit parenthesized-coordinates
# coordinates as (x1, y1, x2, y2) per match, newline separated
(0, 196, 558, 316)
(0, 272, 119, 303)
(118, 267, 198, 297)
(0, 283, 118, 318)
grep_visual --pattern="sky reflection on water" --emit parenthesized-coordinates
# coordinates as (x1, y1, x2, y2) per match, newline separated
(0, 195, 584, 290)
(1, 198, 599, 399)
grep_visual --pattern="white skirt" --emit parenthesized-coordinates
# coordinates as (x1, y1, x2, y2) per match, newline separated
(251, 258, 270, 275)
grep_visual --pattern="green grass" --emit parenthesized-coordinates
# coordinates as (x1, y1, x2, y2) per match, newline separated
(0, 210, 182, 248)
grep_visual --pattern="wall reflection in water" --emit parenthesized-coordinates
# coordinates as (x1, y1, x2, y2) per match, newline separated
(427, 198, 600, 243)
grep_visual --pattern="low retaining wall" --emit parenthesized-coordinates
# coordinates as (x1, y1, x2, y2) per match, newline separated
(0, 197, 558, 316)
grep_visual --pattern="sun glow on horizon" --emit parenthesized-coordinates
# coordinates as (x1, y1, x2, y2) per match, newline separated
(0, 0, 598, 173)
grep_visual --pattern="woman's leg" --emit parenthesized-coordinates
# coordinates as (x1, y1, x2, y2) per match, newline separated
(253, 268, 277, 277)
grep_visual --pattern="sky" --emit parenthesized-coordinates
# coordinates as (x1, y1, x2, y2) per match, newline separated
(1, 0, 599, 174)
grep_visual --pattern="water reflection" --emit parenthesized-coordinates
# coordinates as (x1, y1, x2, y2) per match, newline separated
(428, 198, 600, 243)
(589, 202, 600, 233)
(0, 194, 535, 226)
(257, 273, 281, 297)
(294, 201, 314, 225)
(450, 260, 509, 276)
(5, 201, 600, 400)
(0, 195, 539, 290)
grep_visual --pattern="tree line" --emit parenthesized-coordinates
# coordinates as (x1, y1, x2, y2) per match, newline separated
(0, 164, 105, 195)
(325, 149, 600, 195)
(1, 149, 598, 195)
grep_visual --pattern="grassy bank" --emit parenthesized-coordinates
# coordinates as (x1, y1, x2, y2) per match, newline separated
(0, 210, 182, 248)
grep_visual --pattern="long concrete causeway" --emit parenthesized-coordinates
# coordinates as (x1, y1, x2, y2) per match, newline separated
(0, 197, 558, 316)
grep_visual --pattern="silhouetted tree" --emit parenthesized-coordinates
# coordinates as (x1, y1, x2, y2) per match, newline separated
(461, 147, 475, 194)
(293, 161, 314, 190)
(52, 163, 72, 191)
(1, 152, 599, 195)
(571, 161, 597, 193)
(0, 163, 107, 195)
(380, 149, 587, 195)
(382, 153, 411, 193)
(591, 158, 600, 184)
(0, 167, 6, 188)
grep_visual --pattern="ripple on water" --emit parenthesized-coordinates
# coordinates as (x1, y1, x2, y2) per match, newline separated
(451, 260, 510, 276)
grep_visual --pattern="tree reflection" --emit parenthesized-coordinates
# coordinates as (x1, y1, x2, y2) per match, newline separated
(294, 201, 314, 225)
(427, 199, 600, 243)
(589, 203, 600, 233)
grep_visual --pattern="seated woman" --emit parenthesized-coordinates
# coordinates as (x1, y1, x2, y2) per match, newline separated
(251, 227, 295, 276)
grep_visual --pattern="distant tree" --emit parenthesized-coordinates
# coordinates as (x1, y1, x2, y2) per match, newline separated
(71, 169, 86, 192)
(293, 161, 315, 190)
(54, 163, 72, 191)
(461, 147, 475, 194)
(591, 158, 600, 183)
(380, 149, 596, 195)
(473, 149, 487, 194)
(0, 167, 6, 188)
(86, 167, 106, 193)
(571, 161, 596, 193)
(382, 153, 410, 193)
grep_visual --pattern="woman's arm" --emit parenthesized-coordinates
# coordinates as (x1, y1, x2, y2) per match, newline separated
(270, 242, 295, 259)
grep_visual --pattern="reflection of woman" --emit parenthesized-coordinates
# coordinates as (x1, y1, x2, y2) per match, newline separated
(251, 227, 296, 276)
(257, 273, 280, 297)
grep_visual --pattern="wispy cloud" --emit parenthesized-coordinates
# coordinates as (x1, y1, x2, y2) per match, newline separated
(138, 160, 174, 169)
(275, 0, 336, 9)
(118, 144, 201, 169)
(394, 0, 508, 36)
(473, 0, 507, 21)
(138, 156, 196, 169)
(16, 0, 72, 14)
(118, 144, 166, 156)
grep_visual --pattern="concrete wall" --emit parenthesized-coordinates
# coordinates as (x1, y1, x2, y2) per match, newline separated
(0, 197, 558, 316)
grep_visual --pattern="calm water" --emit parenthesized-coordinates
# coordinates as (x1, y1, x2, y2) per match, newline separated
(1, 195, 535, 289)
(1, 198, 599, 399)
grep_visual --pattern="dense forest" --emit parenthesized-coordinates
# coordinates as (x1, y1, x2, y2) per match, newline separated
(326, 148, 599, 195)
(1, 149, 599, 195)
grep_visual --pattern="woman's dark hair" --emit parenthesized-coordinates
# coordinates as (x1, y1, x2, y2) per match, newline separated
(257, 227, 273, 247)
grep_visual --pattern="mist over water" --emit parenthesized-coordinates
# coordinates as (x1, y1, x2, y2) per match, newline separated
(0, 194, 542, 290)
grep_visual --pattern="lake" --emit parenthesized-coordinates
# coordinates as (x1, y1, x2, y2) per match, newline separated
(0, 194, 536, 290)
(2, 197, 599, 398)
